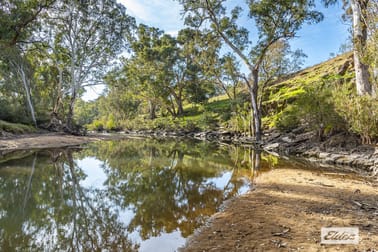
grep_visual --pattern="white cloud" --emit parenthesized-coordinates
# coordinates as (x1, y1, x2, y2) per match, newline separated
(118, 0, 184, 33)
(166, 30, 179, 37)
(119, 0, 151, 21)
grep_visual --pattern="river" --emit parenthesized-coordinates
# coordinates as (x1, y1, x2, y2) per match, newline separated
(0, 137, 327, 251)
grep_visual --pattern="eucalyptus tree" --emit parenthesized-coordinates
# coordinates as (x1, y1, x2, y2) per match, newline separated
(349, 0, 372, 95)
(172, 28, 217, 114)
(121, 25, 216, 118)
(176, 28, 219, 106)
(45, 0, 135, 130)
(3, 48, 37, 126)
(123, 24, 173, 119)
(365, 0, 378, 86)
(209, 54, 242, 103)
(0, 0, 55, 47)
(177, 0, 323, 141)
(324, 0, 373, 95)
(0, 0, 55, 125)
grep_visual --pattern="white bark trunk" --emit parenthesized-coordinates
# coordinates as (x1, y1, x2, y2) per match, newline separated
(18, 64, 37, 127)
(351, 0, 372, 95)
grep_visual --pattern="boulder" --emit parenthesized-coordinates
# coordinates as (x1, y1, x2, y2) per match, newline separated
(263, 143, 280, 151)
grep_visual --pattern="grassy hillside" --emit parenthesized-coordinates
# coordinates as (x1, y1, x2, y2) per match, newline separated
(265, 52, 353, 107)
(89, 52, 356, 136)
(0, 120, 37, 136)
(263, 52, 355, 131)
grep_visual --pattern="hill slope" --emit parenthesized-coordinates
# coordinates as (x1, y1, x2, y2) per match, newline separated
(263, 52, 354, 132)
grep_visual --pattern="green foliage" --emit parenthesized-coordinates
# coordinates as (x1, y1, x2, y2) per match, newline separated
(86, 120, 104, 131)
(74, 100, 99, 126)
(264, 53, 354, 132)
(0, 120, 36, 134)
(270, 105, 301, 131)
(333, 85, 378, 143)
(0, 0, 55, 46)
(199, 111, 219, 130)
(105, 115, 117, 131)
(121, 116, 201, 132)
(0, 99, 28, 124)
(86, 115, 119, 132)
(267, 78, 346, 138)
(227, 103, 252, 134)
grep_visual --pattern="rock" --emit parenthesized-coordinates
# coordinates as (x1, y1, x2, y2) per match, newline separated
(264, 143, 280, 151)
(292, 127, 306, 134)
(337, 60, 351, 76)
(294, 131, 315, 142)
(281, 136, 293, 143)
(266, 132, 281, 140)
(318, 152, 330, 159)
(324, 154, 344, 164)
(334, 156, 354, 166)
(352, 158, 374, 168)
(238, 137, 255, 144)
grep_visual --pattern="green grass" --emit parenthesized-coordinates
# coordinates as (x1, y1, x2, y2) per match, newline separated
(0, 120, 37, 134)
(263, 52, 354, 130)
(112, 53, 355, 133)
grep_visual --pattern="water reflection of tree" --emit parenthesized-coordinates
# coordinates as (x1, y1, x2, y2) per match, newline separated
(0, 149, 137, 251)
(0, 139, 278, 250)
(83, 139, 263, 239)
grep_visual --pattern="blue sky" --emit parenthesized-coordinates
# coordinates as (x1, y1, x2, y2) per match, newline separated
(84, 0, 350, 100)
(119, 0, 350, 67)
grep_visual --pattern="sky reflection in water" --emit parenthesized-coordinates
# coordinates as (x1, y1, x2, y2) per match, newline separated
(0, 138, 275, 251)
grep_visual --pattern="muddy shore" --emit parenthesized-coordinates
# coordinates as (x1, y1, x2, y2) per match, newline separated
(180, 167, 378, 251)
(0, 132, 132, 155)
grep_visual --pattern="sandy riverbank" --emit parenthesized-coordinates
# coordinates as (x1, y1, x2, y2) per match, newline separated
(180, 167, 378, 251)
(0, 132, 130, 152)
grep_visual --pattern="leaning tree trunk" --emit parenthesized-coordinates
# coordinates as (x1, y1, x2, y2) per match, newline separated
(173, 91, 184, 116)
(18, 63, 37, 127)
(148, 100, 157, 120)
(67, 95, 76, 131)
(351, 0, 372, 95)
(249, 69, 262, 142)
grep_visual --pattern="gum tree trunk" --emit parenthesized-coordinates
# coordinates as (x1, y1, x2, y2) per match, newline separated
(351, 0, 372, 95)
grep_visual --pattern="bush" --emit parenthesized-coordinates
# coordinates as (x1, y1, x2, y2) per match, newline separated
(0, 99, 32, 124)
(87, 120, 104, 131)
(228, 109, 251, 134)
(268, 80, 345, 138)
(296, 81, 345, 137)
(333, 85, 378, 144)
(273, 105, 301, 131)
(199, 111, 219, 130)
(0, 120, 36, 134)
(105, 115, 118, 131)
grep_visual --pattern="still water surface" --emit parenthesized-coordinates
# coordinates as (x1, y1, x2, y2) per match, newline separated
(0, 138, 276, 251)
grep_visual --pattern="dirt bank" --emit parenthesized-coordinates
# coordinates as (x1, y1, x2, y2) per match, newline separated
(0, 133, 129, 153)
(180, 167, 378, 251)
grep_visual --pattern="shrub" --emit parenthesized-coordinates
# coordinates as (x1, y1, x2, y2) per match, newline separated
(268, 80, 345, 138)
(0, 120, 36, 134)
(199, 110, 219, 130)
(296, 81, 345, 138)
(105, 115, 117, 131)
(87, 120, 104, 131)
(228, 110, 252, 134)
(333, 85, 378, 144)
(273, 105, 301, 131)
